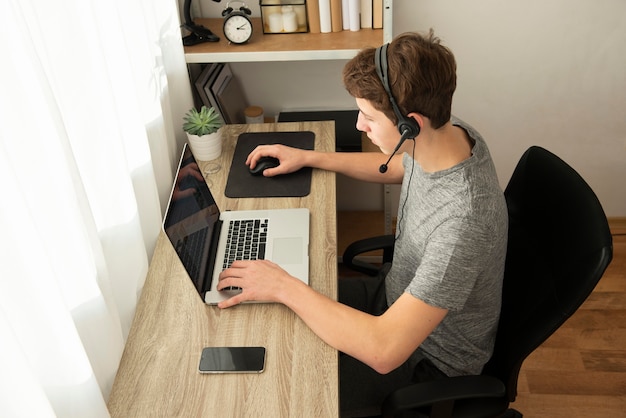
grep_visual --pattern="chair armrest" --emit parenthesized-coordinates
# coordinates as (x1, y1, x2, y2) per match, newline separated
(382, 375, 507, 418)
(342, 234, 395, 276)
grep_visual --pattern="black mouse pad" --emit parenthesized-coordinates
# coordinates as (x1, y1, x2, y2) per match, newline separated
(224, 131, 315, 198)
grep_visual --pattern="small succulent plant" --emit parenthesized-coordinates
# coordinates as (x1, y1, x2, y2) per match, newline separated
(182, 106, 223, 136)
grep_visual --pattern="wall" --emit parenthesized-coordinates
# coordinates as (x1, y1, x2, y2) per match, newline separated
(185, 0, 626, 216)
(394, 0, 626, 217)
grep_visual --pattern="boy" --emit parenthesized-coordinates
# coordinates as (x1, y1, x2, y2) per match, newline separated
(218, 30, 508, 416)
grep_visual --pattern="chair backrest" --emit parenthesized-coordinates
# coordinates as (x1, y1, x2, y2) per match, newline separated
(483, 146, 613, 402)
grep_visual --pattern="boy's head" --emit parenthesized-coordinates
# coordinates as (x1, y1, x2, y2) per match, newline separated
(343, 30, 457, 130)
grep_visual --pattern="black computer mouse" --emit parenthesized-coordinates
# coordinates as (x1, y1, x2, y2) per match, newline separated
(249, 157, 280, 176)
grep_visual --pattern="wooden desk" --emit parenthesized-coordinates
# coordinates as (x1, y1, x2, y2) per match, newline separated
(108, 122, 338, 417)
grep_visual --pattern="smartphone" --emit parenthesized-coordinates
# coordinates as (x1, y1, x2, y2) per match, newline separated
(198, 347, 266, 373)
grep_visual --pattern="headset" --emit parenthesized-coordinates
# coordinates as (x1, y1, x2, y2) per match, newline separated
(375, 43, 420, 173)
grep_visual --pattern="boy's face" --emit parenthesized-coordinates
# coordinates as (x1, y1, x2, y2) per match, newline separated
(355, 98, 401, 155)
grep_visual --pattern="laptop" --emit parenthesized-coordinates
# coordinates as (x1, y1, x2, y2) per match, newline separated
(163, 144, 310, 305)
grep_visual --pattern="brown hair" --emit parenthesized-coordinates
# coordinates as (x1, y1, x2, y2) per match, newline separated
(343, 30, 456, 129)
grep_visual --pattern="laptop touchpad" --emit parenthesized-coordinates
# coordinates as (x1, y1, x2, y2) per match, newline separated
(272, 238, 303, 264)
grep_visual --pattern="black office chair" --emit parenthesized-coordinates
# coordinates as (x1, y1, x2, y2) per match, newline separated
(341, 146, 614, 418)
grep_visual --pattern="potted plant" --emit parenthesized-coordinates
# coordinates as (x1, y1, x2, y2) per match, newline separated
(182, 106, 224, 161)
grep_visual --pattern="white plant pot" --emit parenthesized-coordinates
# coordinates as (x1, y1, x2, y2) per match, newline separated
(186, 129, 223, 161)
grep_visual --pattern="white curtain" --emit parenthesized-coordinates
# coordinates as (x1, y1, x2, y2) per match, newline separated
(0, 0, 193, 416)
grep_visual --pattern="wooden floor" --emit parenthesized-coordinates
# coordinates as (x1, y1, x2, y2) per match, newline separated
(338, 213, 626, 417)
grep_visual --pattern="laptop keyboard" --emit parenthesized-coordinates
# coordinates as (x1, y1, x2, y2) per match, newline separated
(222, 218, 269, 270)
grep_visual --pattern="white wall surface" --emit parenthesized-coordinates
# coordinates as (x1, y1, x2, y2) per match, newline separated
(393, 0, 626, 217)
(184, 0, 626, 216)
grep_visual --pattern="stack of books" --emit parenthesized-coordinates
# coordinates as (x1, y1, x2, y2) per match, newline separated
(192, 63, 249, 124)
(307, 0, 383, 33)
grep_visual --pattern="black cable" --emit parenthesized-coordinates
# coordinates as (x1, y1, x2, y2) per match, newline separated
(181, 0, 220, 45)
(184, 0, 193, 25)
(394, 139, 416, 241)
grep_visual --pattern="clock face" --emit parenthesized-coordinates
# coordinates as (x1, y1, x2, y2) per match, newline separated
(223, 14, 253, 44)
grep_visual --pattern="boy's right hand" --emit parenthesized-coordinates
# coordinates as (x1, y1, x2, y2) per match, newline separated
(246, 144, 308, 177)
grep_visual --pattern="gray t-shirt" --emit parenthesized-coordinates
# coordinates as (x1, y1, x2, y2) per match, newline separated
(385, 116, 508, 377)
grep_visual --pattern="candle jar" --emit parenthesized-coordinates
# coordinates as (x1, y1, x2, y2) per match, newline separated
(260, 0, 308, 34)
(244, 106, 265, 124)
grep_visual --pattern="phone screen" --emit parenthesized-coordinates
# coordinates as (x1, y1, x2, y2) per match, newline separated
(198, 347, 266, 373)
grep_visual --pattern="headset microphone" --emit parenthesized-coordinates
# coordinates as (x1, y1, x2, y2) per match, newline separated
(379, 128, 411, 173)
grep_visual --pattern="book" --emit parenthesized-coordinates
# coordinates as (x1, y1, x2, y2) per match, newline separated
(373, 0, 383, 29)
(194, 63, 216, 108)
(306, 0, 321, 33)
(195, 63, 225, 125)
(360, 0, 372, 29)
(209, 63, 249, 124)
(348, 0, 360, 31)
(342, 0, 350, 29)
(318, 0, 332, 33)
(190, 63, 210, 109)
(330, 0, 343, 32)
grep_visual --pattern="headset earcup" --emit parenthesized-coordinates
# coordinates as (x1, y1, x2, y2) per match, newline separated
(398, 117, 420, 139)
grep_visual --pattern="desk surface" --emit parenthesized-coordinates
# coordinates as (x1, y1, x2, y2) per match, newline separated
(107, 122, 338, 416)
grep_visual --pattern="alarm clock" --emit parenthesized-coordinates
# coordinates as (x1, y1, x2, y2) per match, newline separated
(222, 1, 253, 44)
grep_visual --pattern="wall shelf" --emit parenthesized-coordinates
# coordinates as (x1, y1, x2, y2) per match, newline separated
(184, 18, 385, 63)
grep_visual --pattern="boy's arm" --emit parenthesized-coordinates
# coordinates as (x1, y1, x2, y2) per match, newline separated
(282, 280, 447, 374)
(247, 144, 405, 184)
(218, 260, 447, 374)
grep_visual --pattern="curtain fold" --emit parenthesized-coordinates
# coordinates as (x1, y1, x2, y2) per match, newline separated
(0, 0, 193, 416)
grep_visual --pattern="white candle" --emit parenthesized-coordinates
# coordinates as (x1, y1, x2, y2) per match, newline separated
(282, 11, 298, 32)
(294, 5, 306, 26)
(268, 13, 283, 32)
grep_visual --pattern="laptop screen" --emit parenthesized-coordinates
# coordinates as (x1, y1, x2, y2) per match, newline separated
(163, 145, 220, 295)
